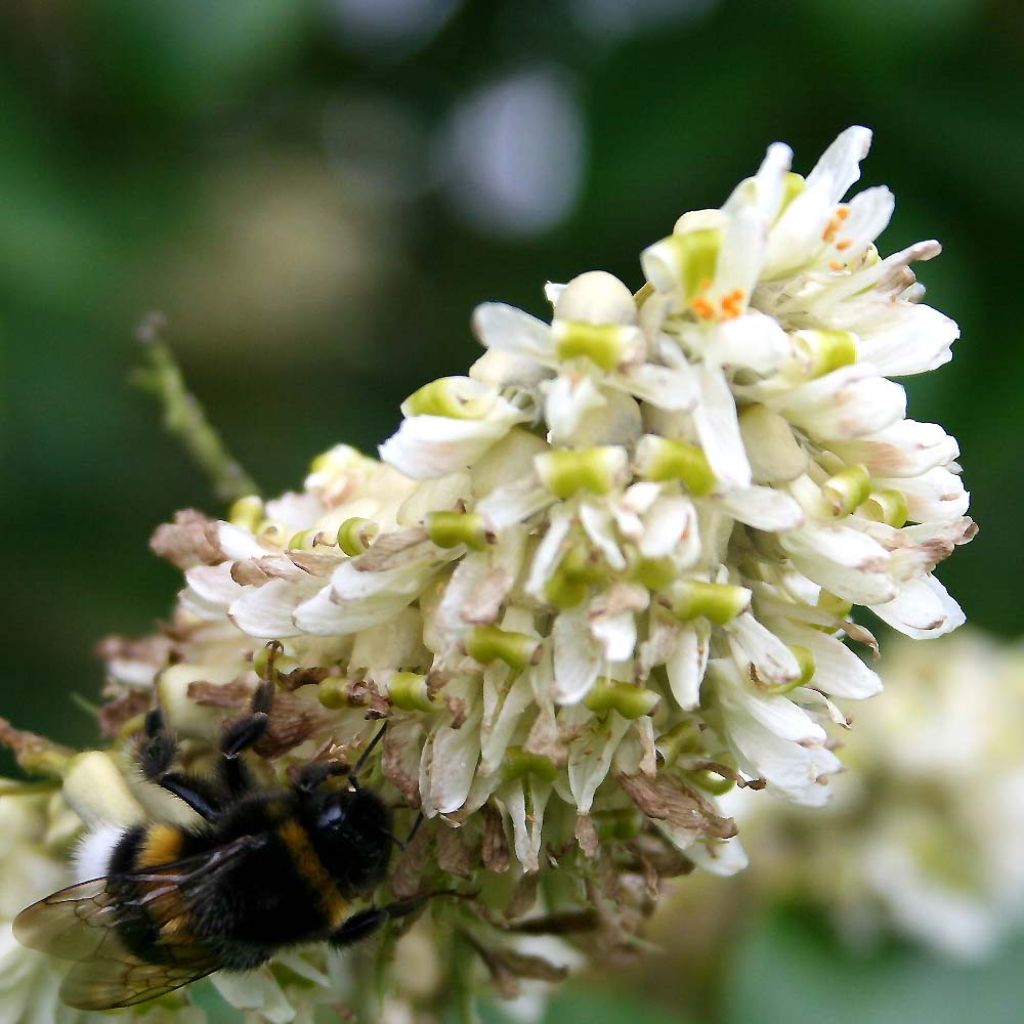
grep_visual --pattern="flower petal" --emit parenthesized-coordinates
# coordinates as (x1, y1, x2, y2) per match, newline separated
(706, 311, 790, 376)
(472, 302, 554, 362)
(714, 485, 804, 532)
(853, 302, 959, 377)
(568, 713, 630, 813)
(379, 411, 522, 480)
(776, 364, 906, 441)
(693, 362, 752, 489)
(827, 420, 959, 477)
(552, 606, 604, 704)
(805, 125, 873, 205)
(870, 574, 965, 639)
(665, 621, 710, 710)
(230, 577, 316, 639)
(728, 613, 802, 687)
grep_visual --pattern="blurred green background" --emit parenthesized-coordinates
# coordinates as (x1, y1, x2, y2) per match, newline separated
(1, 0, 1020, 1020)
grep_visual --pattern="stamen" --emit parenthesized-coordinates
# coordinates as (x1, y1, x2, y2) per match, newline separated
(720, 288, 745, 320)
(690, 296, 716, 320)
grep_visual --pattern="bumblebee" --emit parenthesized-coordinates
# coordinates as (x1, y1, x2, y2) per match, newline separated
(15, 682, 419, 1010)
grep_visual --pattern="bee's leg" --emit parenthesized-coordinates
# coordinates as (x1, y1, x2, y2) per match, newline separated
(405, 811, 425, 845)
(138, 709, 222, 821)
(328, 898, 424, 949)
(296, 760, 350, 794)
(297, 725, 387, 797)
(218, 679, 274, 796)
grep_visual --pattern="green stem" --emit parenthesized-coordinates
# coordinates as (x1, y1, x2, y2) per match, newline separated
(131, 312, 260, 503)
(450, 931, 482, 1024)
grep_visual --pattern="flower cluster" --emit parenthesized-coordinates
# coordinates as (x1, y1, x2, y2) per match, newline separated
(732, 630, 1024, 959)
(4, 127, 974, 1020)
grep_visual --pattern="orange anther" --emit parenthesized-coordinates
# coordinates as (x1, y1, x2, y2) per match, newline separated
(835, 238, 853, 251)
(836, 206, 850, 220)
(720, 289, 745, 321)
(828, 258, 844, 271)
(690, 296, 716, 320)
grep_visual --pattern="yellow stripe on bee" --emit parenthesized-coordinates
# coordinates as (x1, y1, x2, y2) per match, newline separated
(157, 906, 194, 945)
(277, 819, 349, 929)
(137, 824, 186, 868)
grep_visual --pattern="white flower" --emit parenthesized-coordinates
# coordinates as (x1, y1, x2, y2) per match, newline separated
(14, 126, 975, 1017)
(153, 129, 973, 879)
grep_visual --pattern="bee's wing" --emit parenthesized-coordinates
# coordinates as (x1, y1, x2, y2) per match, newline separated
(14, 832, 267, 1010)
(59, 942, 224, 1010)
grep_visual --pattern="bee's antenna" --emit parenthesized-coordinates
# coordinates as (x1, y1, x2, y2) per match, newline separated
(350, 723, 388, 785)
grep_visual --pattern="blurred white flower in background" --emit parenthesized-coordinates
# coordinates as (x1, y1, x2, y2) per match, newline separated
(734, 630, 1024, 959)
(436, 69, 586, 237)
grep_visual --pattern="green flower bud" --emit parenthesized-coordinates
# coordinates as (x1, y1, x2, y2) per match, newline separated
(859, 488, 909, 528)
(646, 227, 721, 300)
(631, 556, 678, 592)
(822, 463, 872, 517)
(553, 321, 634, 371)
(337, 517, 379, 556)
(317, 677, 359, 710)
(583, 678, 660, 719)
(671, 581, 751, 625)
(635, 435, 716, 496)
(816, 590, 854, 619)
(791, 329, 858, 379)
(388, 672, 438, 713)
(466, 626, 541, 670)
(404, 377, 495, 419)
(228, 495, 263, 532)
(426, 511, 493, 550)
(657, 720, 704, 765)
(535, 447, 628, 499)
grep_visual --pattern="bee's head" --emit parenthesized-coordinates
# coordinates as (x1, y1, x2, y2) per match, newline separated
(303, 786, 394, 897)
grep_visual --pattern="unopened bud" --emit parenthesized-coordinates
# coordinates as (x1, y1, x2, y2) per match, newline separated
(403, 377, 495, 420)
(821, 464, 871, 517)
(790, 329, 858, 379)
(583, 678, 660, 719)
(337, 517, 379, 556)
(671, 581, 751, 625)
(387, 672, 438, 713)
(859, 488, 908, 528)
(552, 321, 640, 371)
(535, 447, 628, 499)
(426, 511, 493, 551)
(466, 626, 541, 670)
(635, 435, 716, 496)
(228, 495, 263, 532)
